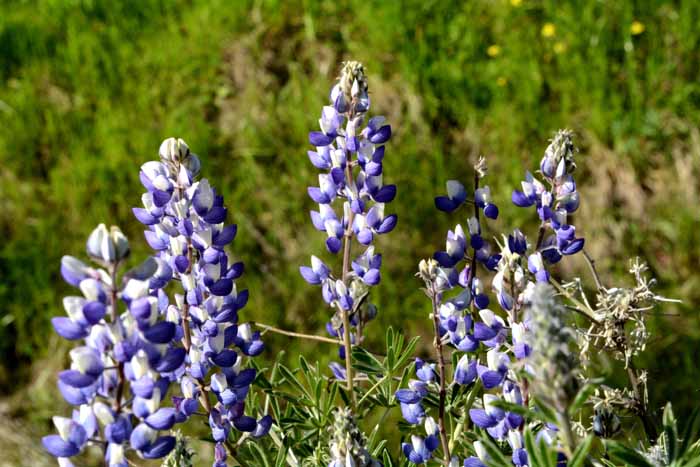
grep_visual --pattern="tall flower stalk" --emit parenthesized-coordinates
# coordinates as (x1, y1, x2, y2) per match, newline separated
(133, 138, 271, 464)
(300, 62, 397, 406)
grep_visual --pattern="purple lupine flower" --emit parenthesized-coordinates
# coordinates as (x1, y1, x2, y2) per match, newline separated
(213, 442, 227, 467)
(415, 358, 436, 383)
(474, 186, 499, 219)
(402, 434, 439, 464)
(300, 256, 331, 285)
(463, 441, 490, 467)
(395, 380, 429, 405)
(302, 62, 397, 367)
(42, 416, 89, 458)
(130, 137, 270, 460)
(396, 378, 430, 424)
(434, 225, 467, 268)
(469, 394, 506, 430)
(512, 322, 532, 359)
(476, 348, 509, 389)
(512, 130, 585, 268)
(435, 180, 467, 212)
(454, 355, 477, 385)
(351, 246, 382, 286)
(527, 252, 550, 282)
(401, 402, 426, 425)
(46, 223, 186, 461)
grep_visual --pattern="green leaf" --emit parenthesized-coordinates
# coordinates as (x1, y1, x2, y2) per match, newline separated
(681, 407, 700, 455)
(298, 355, 312, 375)
(277, 364, 311, 400)
(605, 440, 655, 467)
(394, 336, 420, 371)
(569, 434, 594, 467)
(246, 440, 272, 467)
(537, 433, 557, 467)
(524, 428, 539, 467)
(352, 346, 383, 374)
(383, 449, 395, 467)
(662, 402, 678, 462)
(274, 446, 288, 467)
(385, 326, 396, 370)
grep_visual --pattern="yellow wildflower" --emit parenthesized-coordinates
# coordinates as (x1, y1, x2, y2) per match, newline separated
(630, 21, 645, 35)
(496, 76, 508, 87)
(487, 45, 501, 57)
(541, 23, 556, 38)
(510, 0, 523, 6)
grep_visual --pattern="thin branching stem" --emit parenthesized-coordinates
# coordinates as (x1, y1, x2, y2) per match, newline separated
(583, 249, 604, 290)
(550, 278, 600, 324)
(253, 322, 341, 344)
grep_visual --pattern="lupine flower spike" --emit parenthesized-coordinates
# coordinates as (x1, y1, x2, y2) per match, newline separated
(300, 62, 397, 397)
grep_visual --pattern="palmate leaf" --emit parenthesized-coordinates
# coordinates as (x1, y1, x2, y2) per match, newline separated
(277, 364, 312, 400)
(352, 346, 384, 374)
(392, 334, 420, 372)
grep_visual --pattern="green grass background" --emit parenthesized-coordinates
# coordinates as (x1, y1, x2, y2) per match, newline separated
(1, 0, 699, 464)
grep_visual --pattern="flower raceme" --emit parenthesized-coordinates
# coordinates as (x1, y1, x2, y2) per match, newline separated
(47, 226, 181, 465)
(300, 61, 397, 366)
(133, 138, 270, 460)
(396, 133, 591, 465)
(46, 139, 270, 466)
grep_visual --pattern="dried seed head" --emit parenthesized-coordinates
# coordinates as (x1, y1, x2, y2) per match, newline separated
(328, 408, 380, 467)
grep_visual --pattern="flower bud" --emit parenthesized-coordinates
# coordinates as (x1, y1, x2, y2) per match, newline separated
(110, 226, 130, 261)
(86, 224, 130, 264)
(159, 137, 190, 164)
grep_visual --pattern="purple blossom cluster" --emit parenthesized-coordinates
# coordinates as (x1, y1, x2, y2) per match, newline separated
(397, 132, 585, 465)
(396, 361, 440, 463)
(45, 138, 270, 466)
(134, 138, 271, 461)
(465, 132, 586, 465)
(511, 129, 584, 264)
(299, 62, 396, 365)
(396, 161, 509, 464)
(46, 225, 183, 465)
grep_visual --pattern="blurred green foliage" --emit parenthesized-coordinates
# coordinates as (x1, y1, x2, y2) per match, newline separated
(1, 0, 698, 451)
